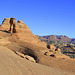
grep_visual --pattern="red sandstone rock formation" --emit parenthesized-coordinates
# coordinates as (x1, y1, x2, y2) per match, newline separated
(0, 18, 47, 48)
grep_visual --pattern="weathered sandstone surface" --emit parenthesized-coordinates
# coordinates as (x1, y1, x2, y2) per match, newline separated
(0, 46, 67, 75)
(0, 18, 75, 75)
(0, 18, 47, 49)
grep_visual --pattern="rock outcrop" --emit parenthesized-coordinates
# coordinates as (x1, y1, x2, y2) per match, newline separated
(15, 51, 36, 63)
(0, 18, 70, 59)
(0, 18, 47, 49)
(17, 20, 24, 24)
(0, 46, 69, 75)
(0, 18, 75, 75)
(47, 44, 56, 51)
(45, 44, 70, 59)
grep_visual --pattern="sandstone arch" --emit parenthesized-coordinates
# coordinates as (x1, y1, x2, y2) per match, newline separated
(9, 18, 17, 33)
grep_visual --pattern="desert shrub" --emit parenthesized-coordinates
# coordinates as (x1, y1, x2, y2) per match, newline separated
(50, 54, 55, 57)
(71, 41, 75, 45)
(46, 45, 50, 49)
(40, 39, 75, 58)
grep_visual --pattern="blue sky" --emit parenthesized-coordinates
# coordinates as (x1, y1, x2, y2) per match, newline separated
(0, 0, 75, 38)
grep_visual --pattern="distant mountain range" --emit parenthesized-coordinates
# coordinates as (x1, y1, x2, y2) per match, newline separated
(36, 35, 75, 58)
(36, 35, 75, 43)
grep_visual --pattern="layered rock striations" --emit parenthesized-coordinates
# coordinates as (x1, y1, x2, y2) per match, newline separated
(37, 35, 72, 42)
(0, 18, 47, 48)
(0, 18, 71, 59)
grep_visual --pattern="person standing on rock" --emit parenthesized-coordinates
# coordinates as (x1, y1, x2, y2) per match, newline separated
(9, 18, 17, 33)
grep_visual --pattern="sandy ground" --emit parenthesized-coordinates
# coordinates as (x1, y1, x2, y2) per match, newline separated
(0, 46, 69, 75)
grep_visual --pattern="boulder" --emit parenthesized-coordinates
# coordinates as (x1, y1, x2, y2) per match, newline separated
(15, 51, 25, 58)
(15, 51, 36, 63)
(47, 44, 56, 51)
(44, 52, 53, 56)
(44, 47, 68, 59)
(55, 48, 62, 54)
(17, 20, 24, 24)
(24, 55, 36, 63)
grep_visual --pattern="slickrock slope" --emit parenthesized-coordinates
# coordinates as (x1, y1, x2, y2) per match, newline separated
(0, 46, 67, 75)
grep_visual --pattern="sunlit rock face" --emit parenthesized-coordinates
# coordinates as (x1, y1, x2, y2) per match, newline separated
(0, 18, 47, 48)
